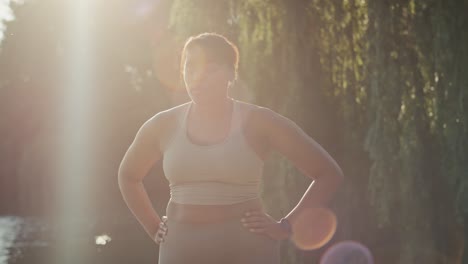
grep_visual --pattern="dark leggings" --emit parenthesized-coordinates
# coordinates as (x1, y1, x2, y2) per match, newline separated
(158, 216, 281, 264)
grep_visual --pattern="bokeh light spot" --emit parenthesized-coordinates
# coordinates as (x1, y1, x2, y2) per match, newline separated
(290, 207, 337, 250)
(320, 241, 374, 264)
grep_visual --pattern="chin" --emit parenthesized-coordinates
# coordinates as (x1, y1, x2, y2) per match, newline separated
(190, 95, 220, 106)
(190, 95, 209, 104)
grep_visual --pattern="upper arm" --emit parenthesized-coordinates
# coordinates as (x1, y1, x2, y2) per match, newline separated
(258, 108, 344, 180)
(118, 113, 166, 183)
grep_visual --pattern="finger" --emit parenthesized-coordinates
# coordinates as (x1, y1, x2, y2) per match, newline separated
(248, 228, 266, 233)
(243, 222, 266, 228)
(154, 234, 162, 244)
(156, 231, 166, 240)
(242, 216, 266, 223)
(157, 229, 168, 237)
(245, 211, 265, 216)
(242, 218, 265, 225)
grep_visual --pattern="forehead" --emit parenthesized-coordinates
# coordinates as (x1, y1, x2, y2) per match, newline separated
(185, 45, 211, 65)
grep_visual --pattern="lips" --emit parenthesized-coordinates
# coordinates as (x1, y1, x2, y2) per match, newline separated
(190, 90, 206, 99)
(190, 86, 205, 94)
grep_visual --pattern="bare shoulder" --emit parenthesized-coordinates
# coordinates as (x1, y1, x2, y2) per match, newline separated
(119, 102, 190, 181)
(236, 100, 274, 120)
(135, 101, 190, 150)
(147, 101, 189, 127)
(236, 100, 288, 156)
(236, 100, 302, 148)
(236, 100, 284, 130)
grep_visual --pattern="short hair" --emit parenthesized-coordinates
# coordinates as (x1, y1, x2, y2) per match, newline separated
(180, 32, 239, 81)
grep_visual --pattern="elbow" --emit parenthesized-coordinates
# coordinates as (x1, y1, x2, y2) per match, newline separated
(318, 166, 344, 187)
(328, 159, 344, 183)
(332, 163, 344, 182)
(117, 172, 129, 191)
(336, 166, 344, 182)
(118, 168, 140, 190)
(333, 167, 344, 191)
(118, 175, 140, 194)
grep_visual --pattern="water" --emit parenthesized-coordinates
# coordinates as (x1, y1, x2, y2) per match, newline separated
(0, 216, 21, 264)
(0, 216, 52, 264)
(0, 215, 157, 264)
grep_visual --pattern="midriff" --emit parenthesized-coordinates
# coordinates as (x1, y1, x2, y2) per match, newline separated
(165, 197, 264, 224)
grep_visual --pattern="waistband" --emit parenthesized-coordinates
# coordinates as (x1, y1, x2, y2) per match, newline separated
(169, 182, 260, 205)
(166, 197, 264, 225)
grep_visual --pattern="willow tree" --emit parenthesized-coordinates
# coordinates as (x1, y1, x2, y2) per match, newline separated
(314, 0, 467, 262)
(166, 0, 468, 263)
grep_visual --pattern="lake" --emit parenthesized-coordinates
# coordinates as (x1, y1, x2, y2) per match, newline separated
(0, 215, 159, 264)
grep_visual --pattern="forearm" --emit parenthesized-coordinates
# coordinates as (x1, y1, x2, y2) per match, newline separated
(118, 178, 162, 240)
(283, 172, 343, 223)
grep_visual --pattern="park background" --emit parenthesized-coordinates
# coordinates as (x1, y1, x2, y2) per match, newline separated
(0, 0, 467, 263)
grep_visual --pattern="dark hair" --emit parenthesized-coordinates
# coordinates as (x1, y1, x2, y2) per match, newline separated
(180, 32, 239, 82)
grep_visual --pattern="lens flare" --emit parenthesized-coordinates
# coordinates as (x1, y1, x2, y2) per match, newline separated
(134, 0, 158, 17)
(290, 207, 337, 250)
(152, 34, 181, 92)
(320, 241, 374, 264)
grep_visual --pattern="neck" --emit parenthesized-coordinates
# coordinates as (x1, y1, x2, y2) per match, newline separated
(191, 97, 233, 120)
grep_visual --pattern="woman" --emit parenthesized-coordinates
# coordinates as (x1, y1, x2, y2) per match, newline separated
(118, 32, 343, 264)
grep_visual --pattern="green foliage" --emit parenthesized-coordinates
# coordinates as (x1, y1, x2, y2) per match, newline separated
(166, 0, 468, 263)
(1, 0, 466, 263)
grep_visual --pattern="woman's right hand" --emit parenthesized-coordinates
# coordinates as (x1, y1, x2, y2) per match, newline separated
(154, 216, 168, 245)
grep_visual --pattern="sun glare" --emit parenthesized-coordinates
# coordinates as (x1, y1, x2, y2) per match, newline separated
(51, 1, 96, 263)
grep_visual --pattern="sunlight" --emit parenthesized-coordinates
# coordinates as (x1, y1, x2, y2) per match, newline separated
(51, 0, 96, 263)
(0, 0, 24, 46)
(134, 0, 159, 18)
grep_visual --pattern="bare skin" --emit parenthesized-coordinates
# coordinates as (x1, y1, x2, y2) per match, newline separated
(118, 45, 344, 245)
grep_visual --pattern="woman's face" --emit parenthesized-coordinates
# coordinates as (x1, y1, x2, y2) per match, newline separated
(183, 46, 232, 104)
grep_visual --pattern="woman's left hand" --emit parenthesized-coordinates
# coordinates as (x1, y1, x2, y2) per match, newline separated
(240, 210, 291, 241)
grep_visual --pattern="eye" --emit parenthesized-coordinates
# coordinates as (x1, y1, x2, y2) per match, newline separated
(203, 63, 223, 75)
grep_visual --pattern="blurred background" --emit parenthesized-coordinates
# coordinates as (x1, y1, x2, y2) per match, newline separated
(0, 0, 467, 263)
